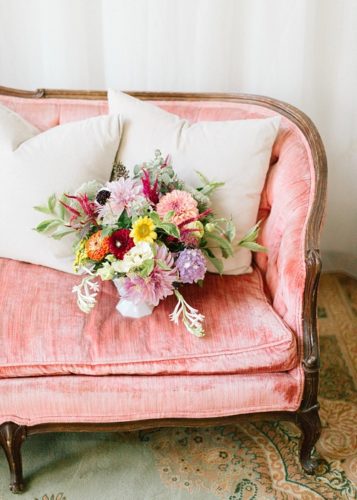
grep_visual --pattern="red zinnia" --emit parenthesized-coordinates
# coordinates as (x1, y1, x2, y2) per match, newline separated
(109, 229, 135, 260)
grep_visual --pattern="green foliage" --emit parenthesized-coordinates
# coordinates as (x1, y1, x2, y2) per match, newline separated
(239, 241, 267, 252)
(118, 210, 131, 229)
(201, 248, 224, 274)
(159, 223, 180, 238)
(149, 211, 180, 238)
(195, 170, 225, 196)
(132, 150, 183, 194)
(138, 259, 154, 277)
(51, 229, 75, 240)
(225, 220, 236, 242)
(101, 226, 113, 237)
(34, 193, 74, 239)
(35, 219, 61, 232)
(238, 220, 267, 253)
(205, 232, 234, 258)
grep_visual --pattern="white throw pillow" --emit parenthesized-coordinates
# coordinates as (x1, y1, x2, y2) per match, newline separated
(108, 89, 280, 275)
(0, 103, 121, 273)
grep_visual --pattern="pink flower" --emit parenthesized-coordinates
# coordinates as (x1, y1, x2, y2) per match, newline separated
(117, 245, 177, 306)
(156, 190, 199, 225)
(98, 178, 143, 220)
(141, 169, 159, 205)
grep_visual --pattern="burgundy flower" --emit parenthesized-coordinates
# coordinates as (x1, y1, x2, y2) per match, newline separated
(109, 229, 135, 259)
(141, 169, 159, 205)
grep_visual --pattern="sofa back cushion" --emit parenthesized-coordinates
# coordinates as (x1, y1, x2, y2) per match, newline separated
(107, 90, 280, 275)
(0, 102, 121, 273)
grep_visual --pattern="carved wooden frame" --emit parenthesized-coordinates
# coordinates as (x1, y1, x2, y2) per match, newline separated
(0, 86, 327, 494)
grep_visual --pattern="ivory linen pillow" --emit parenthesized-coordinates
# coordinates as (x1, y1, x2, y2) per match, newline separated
(108, 89, 280, 275)
(0, 103, 121, 273)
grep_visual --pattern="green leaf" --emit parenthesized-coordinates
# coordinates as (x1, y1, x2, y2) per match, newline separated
(202, 246, 214, 257)
(240, 221, 261, 243)
(133, 164, 141, 177)
(149, 211, 161, 225)
(34, 219, 61, 233)
(239, 241, 267, 253)
(139, 259, 154, 277)
(158, 223, 180, 239)
(163, 210, 175, 222)
(206, 232, 234, 257)
(201, 248, 224, 274)
(33, 205, 52, 215)
(160, 173, 173, 185)
(47, 193, 57, 214)
(118, 210, 131, 228)
(51, 229, 75, 240)
(101, 226, 113, 237)
(58, 195, 68, 220)
(200, 181, 225, 196)
(195, 170, 210, 185)
(225, 220, 236, 242)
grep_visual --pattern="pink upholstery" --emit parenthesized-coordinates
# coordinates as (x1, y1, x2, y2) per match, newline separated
(0, 258, 297, 377)
(0, 94, 313, 360)
(0, 372, 302, 426)
(0, 94, 314, 422)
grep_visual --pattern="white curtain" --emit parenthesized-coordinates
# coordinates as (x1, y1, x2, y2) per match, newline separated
(0, 0, 356, 275)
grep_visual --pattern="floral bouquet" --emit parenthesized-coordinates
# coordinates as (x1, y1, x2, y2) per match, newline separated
(35, 151, 264, 336)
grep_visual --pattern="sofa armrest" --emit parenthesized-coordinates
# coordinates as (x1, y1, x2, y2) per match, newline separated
(254, 109, 327, 373)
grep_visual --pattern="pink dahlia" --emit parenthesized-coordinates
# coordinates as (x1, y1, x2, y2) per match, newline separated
(98, 178, 143, 220)
(156, 190, 199, 225)
(118, 245, 177, 306)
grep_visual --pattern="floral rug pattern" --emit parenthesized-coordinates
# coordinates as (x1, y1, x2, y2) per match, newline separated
(0, 273, 356, 499)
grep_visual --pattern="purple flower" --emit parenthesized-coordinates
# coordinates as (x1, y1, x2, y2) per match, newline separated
(176, 249, 207, 284)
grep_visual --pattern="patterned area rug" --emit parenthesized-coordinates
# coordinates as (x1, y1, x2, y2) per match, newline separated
(0, 273, 356, 499)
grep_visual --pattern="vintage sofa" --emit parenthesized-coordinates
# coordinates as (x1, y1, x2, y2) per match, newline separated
(0, 86, 327, 494)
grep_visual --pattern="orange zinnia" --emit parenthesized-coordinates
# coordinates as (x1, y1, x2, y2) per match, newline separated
(85, 231, 111, 261)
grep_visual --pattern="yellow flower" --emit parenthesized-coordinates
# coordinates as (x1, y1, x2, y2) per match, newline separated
(130, 216, 157, 244)
(73, 239, 88, 273)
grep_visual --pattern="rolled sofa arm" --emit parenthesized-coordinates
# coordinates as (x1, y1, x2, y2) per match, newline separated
(254, 106, 327, 370)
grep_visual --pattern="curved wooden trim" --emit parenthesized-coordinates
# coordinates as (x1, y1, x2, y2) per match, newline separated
(26, 411, 296, 436)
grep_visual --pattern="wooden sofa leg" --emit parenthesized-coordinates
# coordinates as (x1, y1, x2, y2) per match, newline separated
(0, 422, 27, 494)
(296, 405, 321, 474)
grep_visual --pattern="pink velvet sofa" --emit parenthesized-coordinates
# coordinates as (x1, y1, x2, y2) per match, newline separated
(0, 86, 327, 494)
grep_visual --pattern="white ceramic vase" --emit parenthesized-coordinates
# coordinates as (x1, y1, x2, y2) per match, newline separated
(116, 298, 154, 318)
(113, 279, 154, 319)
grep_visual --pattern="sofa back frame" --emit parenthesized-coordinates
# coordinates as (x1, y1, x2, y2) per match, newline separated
(0, 86, 327, 492)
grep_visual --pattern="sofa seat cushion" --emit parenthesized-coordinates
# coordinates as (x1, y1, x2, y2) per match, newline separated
(0, 370, 303, 426)
(0, 258, 297, 377)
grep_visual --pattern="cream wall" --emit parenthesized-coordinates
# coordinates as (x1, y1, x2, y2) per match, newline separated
(0, 0, 356, 275)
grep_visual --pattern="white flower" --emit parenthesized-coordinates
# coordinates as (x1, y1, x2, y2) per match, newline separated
(72, 275, 100, 313)
(97, 210, 120, 226)
(170, 289, 205, 337)
(96, 261, 115, 281)
(112, 242, 154, 273)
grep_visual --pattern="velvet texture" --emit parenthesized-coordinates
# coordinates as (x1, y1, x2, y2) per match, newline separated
(0, 258, 297, 378)
(0, 95, 314, 423)
(0, 372, 302, 426)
